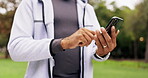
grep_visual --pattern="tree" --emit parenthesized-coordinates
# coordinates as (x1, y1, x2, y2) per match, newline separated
(91, 0, 147, 59)
(91, 0, 135, 58)
(136, 0, 148, 62)
(125, 0, 148, 60)
(0, 0, 21, 58)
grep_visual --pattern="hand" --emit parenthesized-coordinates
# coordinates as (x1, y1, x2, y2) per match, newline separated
(94, 26, 119, 56)
(61, 28, 95, 49)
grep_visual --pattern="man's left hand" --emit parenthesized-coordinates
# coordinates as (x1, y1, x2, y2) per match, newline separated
(94, 26, 119, 56)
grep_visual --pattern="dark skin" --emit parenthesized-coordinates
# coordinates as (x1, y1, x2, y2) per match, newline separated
(95, 26, 119, 56)
(61, 26, 119, 56)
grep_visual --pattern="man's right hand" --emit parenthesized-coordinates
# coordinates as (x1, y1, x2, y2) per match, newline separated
(61, 28, 95, 49)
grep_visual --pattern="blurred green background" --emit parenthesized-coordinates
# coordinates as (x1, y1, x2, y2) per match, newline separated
(0, 0, 148, 78)
(0, 58, 148, 78)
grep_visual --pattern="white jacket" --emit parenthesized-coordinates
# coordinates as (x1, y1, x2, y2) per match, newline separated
(8, 0, 110, 78)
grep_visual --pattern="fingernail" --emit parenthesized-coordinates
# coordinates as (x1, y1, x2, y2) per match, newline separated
(94, 34, 97, 39)
(101, 27, 105, 29)
(102, 27, 106, 31)
(117, 29, 119, 31)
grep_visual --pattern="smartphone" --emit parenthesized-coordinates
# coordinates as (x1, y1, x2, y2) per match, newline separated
(105, 16, 123, 36)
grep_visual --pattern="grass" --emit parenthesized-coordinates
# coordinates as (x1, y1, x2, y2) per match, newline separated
(0, 58, 148, 78)
(0, 59, 27, 78)
(93, 60, 148, 78)
(0, 52, 5, 58)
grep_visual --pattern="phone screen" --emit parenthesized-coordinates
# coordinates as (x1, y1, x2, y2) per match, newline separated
(105, 16, 123, 36)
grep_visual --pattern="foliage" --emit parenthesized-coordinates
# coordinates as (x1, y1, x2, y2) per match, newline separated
(0, 0, 21, 47)
(0, 11, 14, 47)
(136, 0, 148, 62)
(125, 0, 147, 40)
(123, 0, 148, 60)
(90, 0, 147, 59)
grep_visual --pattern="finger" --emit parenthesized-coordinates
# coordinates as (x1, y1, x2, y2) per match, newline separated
(111, 26, 116, 39)
(95, 36, 109, 56)
(111, 26, 118, 45)
(101, 27, 113, 50)
(78, 34, 88, 47)
(94, 36, 104, 55)
(94, 36, 103, 50)
(83, 28, 96, 35)
(78, 29, 92, 46)
(82, 32, 92, 46)
(82, 28, 95, 39)
(96, 29, 108, 48)
(116, 30, 120, 36)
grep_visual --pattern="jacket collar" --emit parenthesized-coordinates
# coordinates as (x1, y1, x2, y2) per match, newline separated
(39, 0, 87, 25)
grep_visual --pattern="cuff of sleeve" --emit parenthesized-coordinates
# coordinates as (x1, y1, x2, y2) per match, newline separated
(50, 39, 64, 56)
(93, 52, 110, 62)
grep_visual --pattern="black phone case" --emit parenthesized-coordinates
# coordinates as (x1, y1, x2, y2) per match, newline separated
(105, 16, 123, 36)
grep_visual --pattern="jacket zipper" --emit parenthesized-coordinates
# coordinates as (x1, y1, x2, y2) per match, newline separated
(81, 4, 86, 78)
(81, 47, 84, 78)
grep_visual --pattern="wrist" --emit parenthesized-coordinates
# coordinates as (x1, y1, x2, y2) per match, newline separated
(61, 38, 68, 49)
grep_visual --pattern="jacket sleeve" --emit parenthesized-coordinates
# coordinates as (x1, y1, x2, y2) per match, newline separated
(7, 0, 53, 62)
(87, 4, 110, 62)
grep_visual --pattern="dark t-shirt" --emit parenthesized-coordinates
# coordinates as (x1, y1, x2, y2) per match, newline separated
(52, 0, 80, 78)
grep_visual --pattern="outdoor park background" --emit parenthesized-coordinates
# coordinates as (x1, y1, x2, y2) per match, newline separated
(0, 0, 148, 78)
